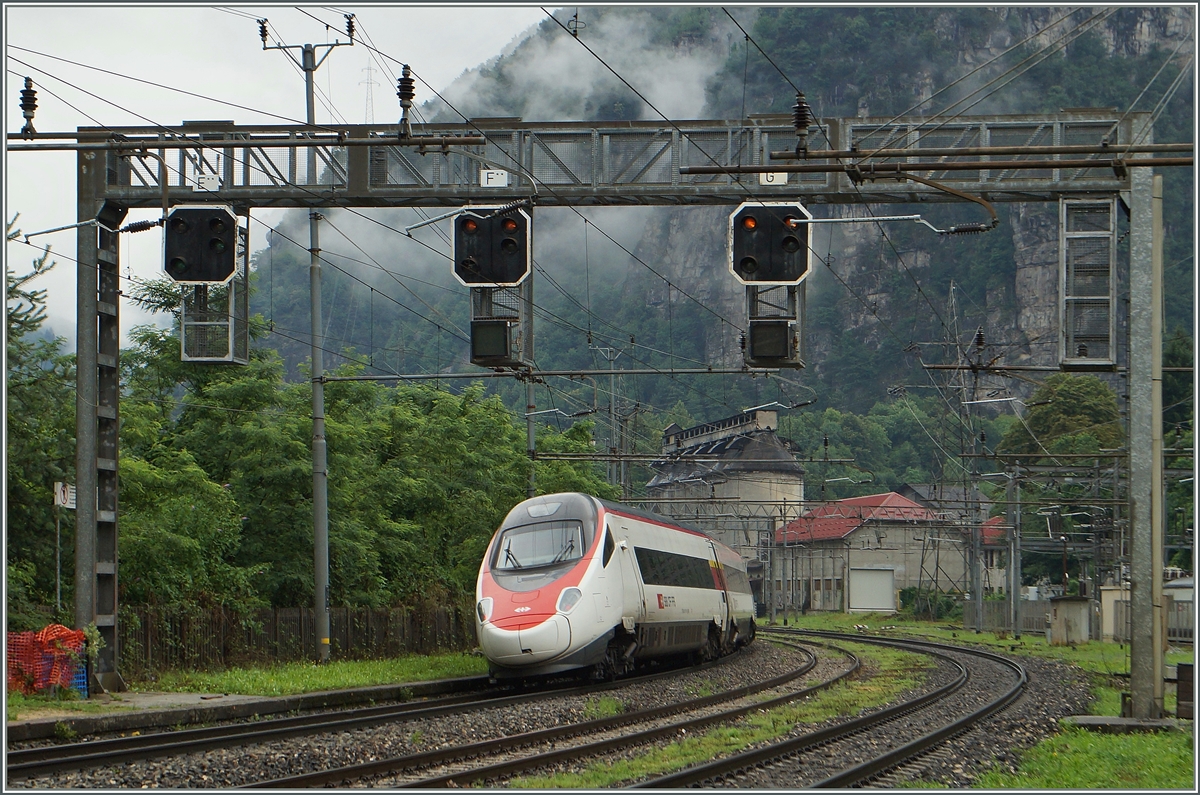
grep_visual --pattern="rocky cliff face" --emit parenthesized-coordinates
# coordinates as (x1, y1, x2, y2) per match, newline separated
(606, 7, 1190, 402)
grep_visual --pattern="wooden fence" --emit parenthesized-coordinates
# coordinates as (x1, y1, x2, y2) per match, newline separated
(118, 604, 477, 679)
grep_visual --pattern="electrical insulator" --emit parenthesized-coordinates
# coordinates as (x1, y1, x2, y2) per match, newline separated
(974, 327, 985, 348)
(19, 77, 37, 138)
(396, 65, 415, 105)
(1077, 342, 1088, 358)
(258, 19, 269, 45)
(980, 430, 987, 445)
(792, 91, 811, 155)
(344, 14, 355, 40)
(396, 64, 415, 138)
(946, 222, 992, 235)
(792, 91, 811, 133)
(120, 219, 162, 234)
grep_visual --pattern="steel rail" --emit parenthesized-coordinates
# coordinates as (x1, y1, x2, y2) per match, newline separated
(633, 630, 967, 787)
(4, 680, 517, 778)
(638, 629, 1026, 788)
(246, 640, 845, 788)
(5, 661, 708, 780)
(805, 632, 1029, 788)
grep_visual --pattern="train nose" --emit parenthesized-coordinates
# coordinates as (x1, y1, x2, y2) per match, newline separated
(479, 614, 571, 665)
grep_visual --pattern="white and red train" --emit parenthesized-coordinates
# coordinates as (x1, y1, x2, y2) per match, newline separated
(475, 492, 756, 679)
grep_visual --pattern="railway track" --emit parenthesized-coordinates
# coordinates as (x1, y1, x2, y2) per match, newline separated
(633, 629, 1028, 788)
(10, 633, 1028, 789)
(6, 649, 756, 785)
(247, 638, 838, 788)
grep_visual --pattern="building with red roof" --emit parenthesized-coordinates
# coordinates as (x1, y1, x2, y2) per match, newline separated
(771, 492, 976, 614)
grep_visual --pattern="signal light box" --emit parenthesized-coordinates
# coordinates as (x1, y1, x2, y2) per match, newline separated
(728, 201, 813, 286)
(453, 206, 532, 287)
(163, 204, 239, 284)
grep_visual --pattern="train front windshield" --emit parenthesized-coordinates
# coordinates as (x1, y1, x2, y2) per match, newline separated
(493, 520, 585, 571)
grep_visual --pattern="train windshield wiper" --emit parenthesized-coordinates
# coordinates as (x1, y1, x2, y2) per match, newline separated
(504, 544, 523, 569)
(551, 537, 575, 563)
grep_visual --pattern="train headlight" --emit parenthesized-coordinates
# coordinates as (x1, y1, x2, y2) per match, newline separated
(557, 588, 583, 613)
(476, 597, 493, 623)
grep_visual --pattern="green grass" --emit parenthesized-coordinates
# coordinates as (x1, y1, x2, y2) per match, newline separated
(509, 640, 936, 788)
(582, 695, 625, 720)
(973, 726, 1195, 789)
(138, 652, 489, 696)
(6, 690, 133, 722)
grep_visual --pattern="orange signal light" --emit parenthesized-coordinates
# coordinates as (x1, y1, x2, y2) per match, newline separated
(463, 218, 478, 233)
(741, 215, 758, 231)
(501, 217, 519, 232)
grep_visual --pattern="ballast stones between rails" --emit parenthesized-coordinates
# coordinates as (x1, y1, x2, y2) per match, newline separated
(7, 642, 808, 789)
(10, 634, 1095, 789)
(638, 630, 1030, 788)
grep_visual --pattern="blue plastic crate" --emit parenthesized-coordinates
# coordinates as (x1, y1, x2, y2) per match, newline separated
(71, 660, 88, 698)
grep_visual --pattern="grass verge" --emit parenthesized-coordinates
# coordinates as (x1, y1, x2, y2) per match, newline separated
(973, 726, 1195, 789)
(141, 652, 489, 696)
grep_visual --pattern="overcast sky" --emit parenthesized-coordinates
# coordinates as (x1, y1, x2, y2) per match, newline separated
(5, 3, 552, 346)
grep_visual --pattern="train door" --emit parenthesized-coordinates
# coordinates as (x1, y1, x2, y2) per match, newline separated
(591, 525, 610, 625)
(613, 521, 645, 627)
(708, 541, 732, 642)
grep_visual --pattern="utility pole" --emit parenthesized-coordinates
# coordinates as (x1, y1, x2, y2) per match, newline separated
(527, 378, 537, 498)
(1014, 462, 1022, 638)
(1129, 157, 1165, 718)
(260, 15, 353, 664)
(592, 345, 623, 486)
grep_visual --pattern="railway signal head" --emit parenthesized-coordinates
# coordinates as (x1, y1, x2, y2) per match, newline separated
(163, 205, 239, 283)
(453, 207, 531, 286)
(729, 201, 812, 285)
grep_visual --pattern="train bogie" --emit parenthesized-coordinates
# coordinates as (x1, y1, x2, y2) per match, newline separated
(476, 493, 756, 679)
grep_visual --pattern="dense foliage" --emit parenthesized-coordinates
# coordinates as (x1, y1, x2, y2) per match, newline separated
(6, 218, 75, 626)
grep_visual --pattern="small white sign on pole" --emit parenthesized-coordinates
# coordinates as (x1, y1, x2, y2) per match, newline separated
(759, 172, 789, 186)
(480, 169, 510, 188)
(53, 482, 77, 510)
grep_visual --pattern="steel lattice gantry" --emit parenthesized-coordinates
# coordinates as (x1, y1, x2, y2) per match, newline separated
(71, 110, 1171, 694)
(77, 110, 1144, 210)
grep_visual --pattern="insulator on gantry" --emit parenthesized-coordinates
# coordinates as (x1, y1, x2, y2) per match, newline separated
(19, 77, 37, 138)
(791, 91, 812, 156)
(396, 64, 416, 138)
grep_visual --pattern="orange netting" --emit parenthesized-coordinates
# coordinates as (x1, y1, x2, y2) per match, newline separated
(6, 624, 86, 695)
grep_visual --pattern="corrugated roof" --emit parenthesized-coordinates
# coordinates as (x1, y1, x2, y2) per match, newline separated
(777, 492, 941, 543)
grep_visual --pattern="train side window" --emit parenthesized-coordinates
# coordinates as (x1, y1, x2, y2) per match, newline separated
(603, 530, 615, 567)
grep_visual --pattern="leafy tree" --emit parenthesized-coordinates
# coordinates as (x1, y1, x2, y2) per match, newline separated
(6, 215, 75, 616)
(996, 374, 1123, 456)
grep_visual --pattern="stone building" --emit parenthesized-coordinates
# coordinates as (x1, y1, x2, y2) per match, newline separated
(641, 407, 805, 608)
(774, 492, 967, 614)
